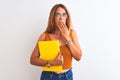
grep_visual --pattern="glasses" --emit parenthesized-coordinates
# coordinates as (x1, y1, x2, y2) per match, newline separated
(55, 13, 68, 18)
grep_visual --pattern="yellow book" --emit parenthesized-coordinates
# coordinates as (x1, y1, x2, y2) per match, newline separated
(38, 40, 62, 72)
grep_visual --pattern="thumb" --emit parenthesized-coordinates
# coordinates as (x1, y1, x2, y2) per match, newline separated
(57, 52, 63, 59)
(58, 54, 63, 59)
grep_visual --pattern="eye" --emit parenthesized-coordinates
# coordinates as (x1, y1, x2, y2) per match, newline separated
(55, 13, 61, 17)
(55, 13, 68, 18)
(63, 13, 68, 18)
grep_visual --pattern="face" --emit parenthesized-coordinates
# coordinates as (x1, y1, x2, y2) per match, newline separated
(55, 7, 68, 28)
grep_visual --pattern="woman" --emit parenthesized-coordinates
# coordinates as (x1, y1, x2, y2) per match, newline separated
(30, 4, 82, 80)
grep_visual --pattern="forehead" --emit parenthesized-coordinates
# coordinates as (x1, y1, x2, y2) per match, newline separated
(55, 7, 66, 13)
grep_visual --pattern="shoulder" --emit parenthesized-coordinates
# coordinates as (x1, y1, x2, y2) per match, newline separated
(38, 32, 46, 41)
(70, 29, 77, 37)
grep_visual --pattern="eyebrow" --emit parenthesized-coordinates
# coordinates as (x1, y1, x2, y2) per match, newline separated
(55, 13, 67, 14)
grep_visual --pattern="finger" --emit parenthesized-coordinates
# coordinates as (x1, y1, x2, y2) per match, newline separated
(56, 52, 60, 59)
(58, 22, 64, 32)
(60, 55, 63, 59)
(58, 55, 62, 59)
(59, 55, 63, 60)
(58, 52, 62, 58)
(61, 22, 68, 30)
(58, 23, 66, 33)
(58, 22, 68, 34)
(58, 52, 62, 56)
(60, 22, 68, 32)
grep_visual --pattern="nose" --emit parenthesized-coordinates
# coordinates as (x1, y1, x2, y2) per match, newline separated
(59, 15, 63, 20)
(59, 16, 63, 20)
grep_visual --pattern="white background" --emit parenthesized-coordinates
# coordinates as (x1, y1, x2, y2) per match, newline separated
(0, 0, 120, 80)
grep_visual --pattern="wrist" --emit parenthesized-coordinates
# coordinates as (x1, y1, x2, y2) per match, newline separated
(49, 60, 55, 66)
(49, 60, 57, 66)
(65, 39, 72, 45)
(46, 61, 51, 68)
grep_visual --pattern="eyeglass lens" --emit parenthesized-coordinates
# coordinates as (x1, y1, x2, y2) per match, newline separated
(55, 13, 68, 18)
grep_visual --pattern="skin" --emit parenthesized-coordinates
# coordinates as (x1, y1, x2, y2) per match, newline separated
(30, 7, 82, 71)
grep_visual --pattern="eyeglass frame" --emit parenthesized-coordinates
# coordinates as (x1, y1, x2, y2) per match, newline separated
(55, 13, 68, 19)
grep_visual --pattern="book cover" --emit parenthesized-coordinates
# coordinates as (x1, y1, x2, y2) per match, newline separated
(38, 40, 62, 72)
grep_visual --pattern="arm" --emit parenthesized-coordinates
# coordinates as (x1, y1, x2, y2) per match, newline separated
(30, 32, 63, 66)
(30, 33, 47, 66)
(57, 22, 82, 61)
(66, 29, 82, 61)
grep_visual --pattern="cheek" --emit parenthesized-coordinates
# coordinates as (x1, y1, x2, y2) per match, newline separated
(55, 19, 59, 26)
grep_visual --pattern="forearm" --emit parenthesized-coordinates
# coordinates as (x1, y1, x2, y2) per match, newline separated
(66, 41, 82, 61)
(30, 56, 62, 67)
(30, 57, 47, 66)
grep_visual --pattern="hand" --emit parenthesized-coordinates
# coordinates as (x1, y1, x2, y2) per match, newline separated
(50, 52, 63, 66)
(58, 21, 71, 41)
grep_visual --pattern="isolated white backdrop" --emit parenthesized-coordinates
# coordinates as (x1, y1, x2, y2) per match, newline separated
(0, 0, 120, 80)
